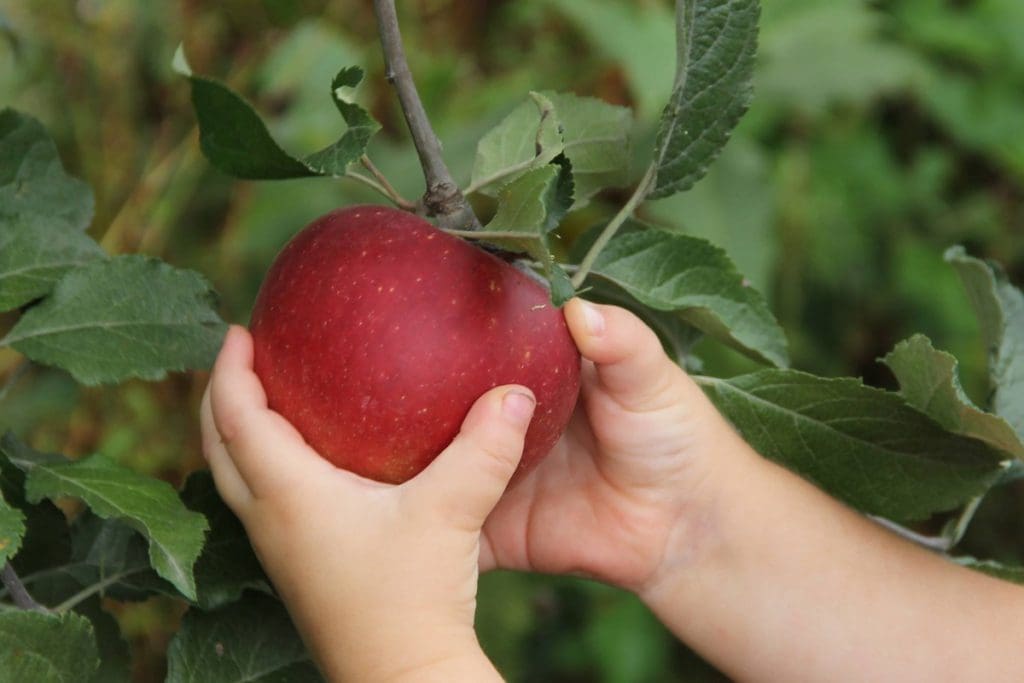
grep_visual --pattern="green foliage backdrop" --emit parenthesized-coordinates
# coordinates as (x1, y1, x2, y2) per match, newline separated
(1, 0, 1022, 680)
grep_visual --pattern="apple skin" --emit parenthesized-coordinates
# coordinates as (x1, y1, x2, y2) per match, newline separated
(249, 205, 581, 484)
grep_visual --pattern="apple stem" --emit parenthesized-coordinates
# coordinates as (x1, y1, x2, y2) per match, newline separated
(1, 563, 47, 612)
(371, 0, 482, 231)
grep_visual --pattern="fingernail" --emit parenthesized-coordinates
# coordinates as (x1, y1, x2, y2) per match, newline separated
(503, 390, 536, 424)
(582, 301, 605, 336)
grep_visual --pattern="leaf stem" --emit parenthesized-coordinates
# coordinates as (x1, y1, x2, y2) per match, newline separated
(53, 568, 142, 614)
(343, 169, 410, 208)
(870, 516, 953, 553)
(443, 229, 532, 241)
(943, 494, 985, 547)
(571, 164, 656, 288)
(371, 0, 481, 230)
(1, 563, 47, 612)
(358, 155, 416, 210)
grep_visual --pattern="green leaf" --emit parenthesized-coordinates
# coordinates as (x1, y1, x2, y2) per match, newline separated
(1, 513, 176, 608)
(882, 335, 1024, 459)
(470, 92, 564, 195)
(303, 66, 382, 175)
(24, 473, 270, 609)
(481, 164, 575, 305)
(0, 491, 23, 565)
(541, 91, 632, 205)
(182, 471, 272, 610)
(176, 48, 379, 179)
(62, 513, 177, 603)
(955, 557, 1024, 585)
(0, 610, 99, 682)
(946, 247, 1024, 438)
(471, 91, 631, 206)
(1, 255, 227, 385)
(589, 228, 788, 367)
(166, 595, 324, 683)
(21, 452, 208, 601)
(650, 0, 760, 198)
(702, 370, 1006, 521)
(0, 109, 105, 312)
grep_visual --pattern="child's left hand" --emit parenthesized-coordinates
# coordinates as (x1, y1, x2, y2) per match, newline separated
(200, 326, 534, 682)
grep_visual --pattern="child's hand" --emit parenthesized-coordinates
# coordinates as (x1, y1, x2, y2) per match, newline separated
(480, 299, 745, 593)
(488, 302, 1024, 683)
(200, 326, 534, 682)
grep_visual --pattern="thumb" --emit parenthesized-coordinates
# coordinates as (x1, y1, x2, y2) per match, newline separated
(407, 385, 535, 528)
(564, 298, 682, 410)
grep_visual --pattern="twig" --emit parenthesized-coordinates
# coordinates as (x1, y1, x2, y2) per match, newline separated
(360, 155, 416, 210)
(371, 0, 481, 231)
(571, 164, 657, 288)
(1, 563, 47, 612)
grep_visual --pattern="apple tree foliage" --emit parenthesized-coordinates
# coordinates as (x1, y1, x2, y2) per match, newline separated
(1, 0, 1023, 678)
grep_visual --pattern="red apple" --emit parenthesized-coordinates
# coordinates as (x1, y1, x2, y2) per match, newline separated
(249, 205, 581, 484)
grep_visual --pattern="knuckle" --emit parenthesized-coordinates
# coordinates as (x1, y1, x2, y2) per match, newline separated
(217, 410, 256, 452)
(476, 438, 521, 481)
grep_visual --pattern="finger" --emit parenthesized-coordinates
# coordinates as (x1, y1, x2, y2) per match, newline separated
(408, 386, 535, 529)
(200, 385, 251, 510)
(564, 299, 684, 411)
(209, 326, 335, 497)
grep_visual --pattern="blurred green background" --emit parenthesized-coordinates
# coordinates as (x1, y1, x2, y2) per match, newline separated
(1, 0, 1022, 680)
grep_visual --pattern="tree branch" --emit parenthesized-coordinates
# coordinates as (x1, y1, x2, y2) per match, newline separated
(1, 563, 47, 612)
(371, 0, 481, 231)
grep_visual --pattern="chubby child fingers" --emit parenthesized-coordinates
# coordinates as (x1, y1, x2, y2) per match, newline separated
(208, 326, 334, 498)
(409, 386, 535, 528)
(209, 326, 268, 420)
(200, 386, 252, 510)
(563, 299, 684, 411)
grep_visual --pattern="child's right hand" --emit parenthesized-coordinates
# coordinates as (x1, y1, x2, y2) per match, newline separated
(495, 301, 1024, 683)
(481, 299, 750, 593)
